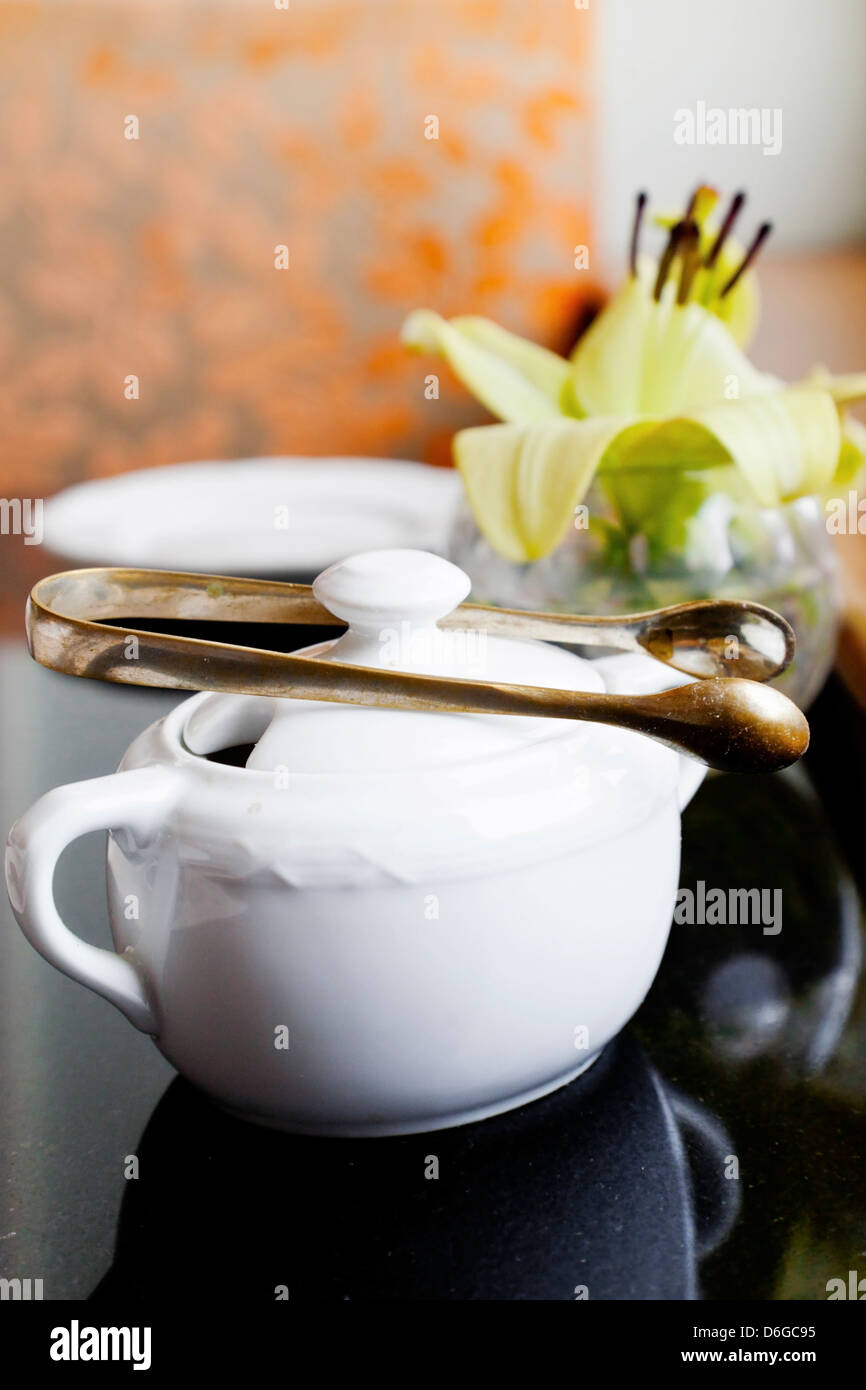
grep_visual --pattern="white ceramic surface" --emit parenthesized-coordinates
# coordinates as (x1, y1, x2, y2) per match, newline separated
(42, 457, 463, 575)
(5, 549, 706, 1135)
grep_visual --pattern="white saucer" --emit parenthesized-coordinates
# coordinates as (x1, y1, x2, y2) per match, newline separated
(43, 456, 463, 577)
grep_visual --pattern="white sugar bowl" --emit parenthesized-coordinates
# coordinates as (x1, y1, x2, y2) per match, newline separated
(6, 549, 704, 1135)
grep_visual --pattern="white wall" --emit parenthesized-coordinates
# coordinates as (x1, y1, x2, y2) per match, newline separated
(597, 0, 866, 275)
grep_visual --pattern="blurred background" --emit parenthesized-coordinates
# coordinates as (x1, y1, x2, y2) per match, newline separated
(0, 0, 864, 675)
(0, 0, 597, 503)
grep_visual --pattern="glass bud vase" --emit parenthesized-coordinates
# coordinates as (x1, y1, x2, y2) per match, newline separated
(449, 480, 840, 709)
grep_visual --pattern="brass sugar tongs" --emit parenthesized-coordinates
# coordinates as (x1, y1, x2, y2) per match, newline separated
(26, 567, 809, 774)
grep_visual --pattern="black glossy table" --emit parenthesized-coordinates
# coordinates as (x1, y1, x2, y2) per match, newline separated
(1, 643, 864, 1302)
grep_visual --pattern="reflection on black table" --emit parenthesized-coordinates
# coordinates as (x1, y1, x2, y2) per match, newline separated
(90, 1034, 738, 1303)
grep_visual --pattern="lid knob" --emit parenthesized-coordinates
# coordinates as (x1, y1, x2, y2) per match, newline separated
(313, 549, 471, 634)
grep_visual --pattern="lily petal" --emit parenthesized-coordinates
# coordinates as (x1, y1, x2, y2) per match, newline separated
(401, 309, 572, 422)
(836, 416, 866, 486)
(454, 417, 625, 561)
(696, 388, 840, 504)
(802, 366, 866, 408)
(454, 387, 841, 562)
(570, 279, 771, 417)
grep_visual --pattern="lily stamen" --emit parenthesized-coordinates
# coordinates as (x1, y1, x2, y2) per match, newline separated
(705, 190, 746, 269)
(653, 220, 687, 301)
(721, 221, 773, 297)
(629, 189, 648, 278)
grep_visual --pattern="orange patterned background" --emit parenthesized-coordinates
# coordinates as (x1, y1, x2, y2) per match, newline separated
(0, 0, 595, 499)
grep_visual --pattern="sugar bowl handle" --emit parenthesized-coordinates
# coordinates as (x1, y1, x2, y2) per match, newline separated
(5, 766, 179, 1034)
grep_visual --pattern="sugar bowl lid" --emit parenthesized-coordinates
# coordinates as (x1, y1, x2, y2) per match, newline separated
(161, 547, 681, 883)
(237, 548, 607, 774)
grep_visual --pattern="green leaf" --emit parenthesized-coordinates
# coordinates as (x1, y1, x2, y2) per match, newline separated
(599, 469, 716, 549)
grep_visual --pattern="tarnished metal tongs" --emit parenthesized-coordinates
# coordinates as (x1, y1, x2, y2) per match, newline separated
(24, 567, 807, 773)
